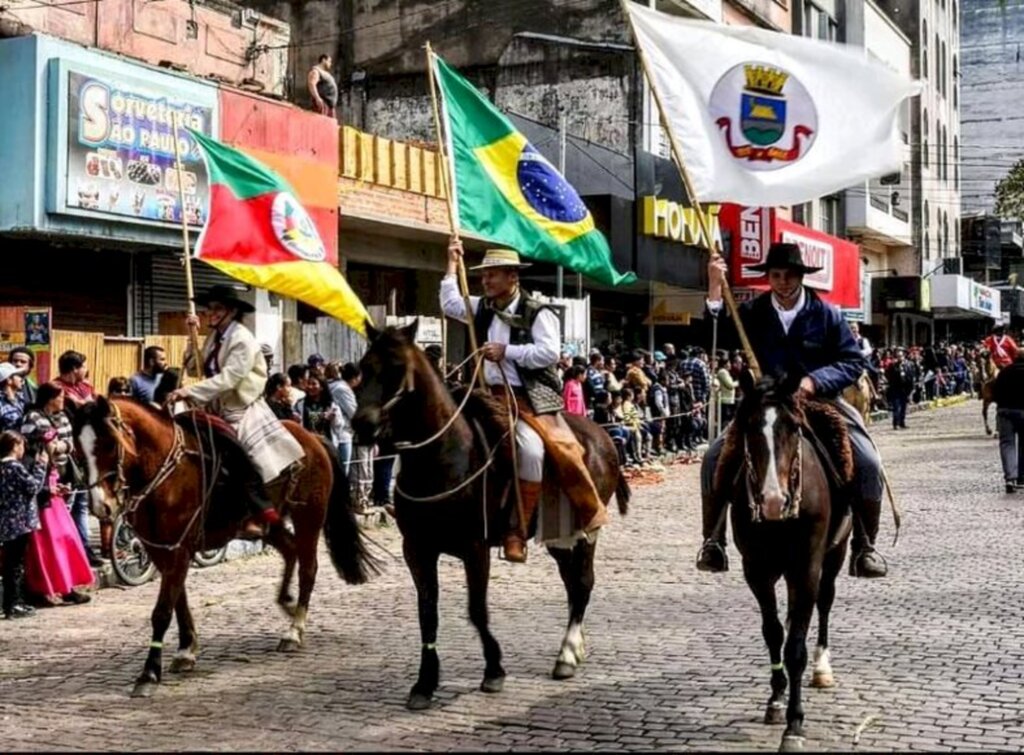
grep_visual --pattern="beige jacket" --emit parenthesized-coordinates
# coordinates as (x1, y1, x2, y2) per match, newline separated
(183, 322, 268, 414)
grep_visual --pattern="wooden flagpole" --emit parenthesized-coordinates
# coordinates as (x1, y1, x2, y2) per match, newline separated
(621, 0, 761, 380)
(171, 113, 203, 378)
(426, 42, 485, 390)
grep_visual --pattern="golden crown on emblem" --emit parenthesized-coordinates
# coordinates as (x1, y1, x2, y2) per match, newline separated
(743, 65, 789, 96)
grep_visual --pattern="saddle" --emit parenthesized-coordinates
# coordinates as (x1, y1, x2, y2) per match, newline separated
(714, 399, 855, 499)
(173, 410, 254, 524)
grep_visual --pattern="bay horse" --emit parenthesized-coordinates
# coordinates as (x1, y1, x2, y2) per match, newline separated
(714, 373, 854, 752)
(353, 321, 630, 710)
(840, 370, 875, 426)
(73, 396, 375, 698)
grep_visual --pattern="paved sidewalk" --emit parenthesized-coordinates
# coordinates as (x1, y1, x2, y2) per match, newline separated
(1, 400, 1021, 752)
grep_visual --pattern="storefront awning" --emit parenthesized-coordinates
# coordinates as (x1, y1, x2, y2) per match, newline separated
(929, 274, 1001, 320)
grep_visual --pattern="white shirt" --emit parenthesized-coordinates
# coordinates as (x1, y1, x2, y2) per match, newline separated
(854, 334, 873, 358)
(440, 275, 561, 387)
(707, 286, 807, 335)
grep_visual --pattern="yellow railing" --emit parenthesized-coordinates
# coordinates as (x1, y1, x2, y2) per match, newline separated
(339, 126, 447, 198)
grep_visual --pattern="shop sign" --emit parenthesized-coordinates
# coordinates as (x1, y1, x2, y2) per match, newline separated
(59, 68, 214, 227)
(641, 196, 722, 249)
(970, 281, 997, 316)
(0, 307, 53, 384)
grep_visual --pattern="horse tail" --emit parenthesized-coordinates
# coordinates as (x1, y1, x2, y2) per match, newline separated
(614, 468, 631, 516)
(321, 440, 381, 585)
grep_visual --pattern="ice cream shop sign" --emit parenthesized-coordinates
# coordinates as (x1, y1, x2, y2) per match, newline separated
(49, 60, 216, 229)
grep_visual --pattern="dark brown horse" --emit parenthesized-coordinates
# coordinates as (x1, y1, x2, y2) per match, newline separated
(73, 396, 375, 698)
(715, 374, 854, 752)
(978, 351, 999, 435)
(353, 321, 630, 710)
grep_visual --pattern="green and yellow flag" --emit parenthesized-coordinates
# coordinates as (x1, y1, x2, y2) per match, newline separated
(189, 130, 370, 334)
(432, 53, 636, 287)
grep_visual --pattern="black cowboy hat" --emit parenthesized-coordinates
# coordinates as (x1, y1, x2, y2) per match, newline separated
(194, 284, 255, 313)
(747, 242, 822, 275)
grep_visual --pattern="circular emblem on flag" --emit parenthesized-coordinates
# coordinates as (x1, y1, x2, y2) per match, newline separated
(708, 62, 818, 171)
(516, 144, 589, 222)
(271, 192, 326, 262)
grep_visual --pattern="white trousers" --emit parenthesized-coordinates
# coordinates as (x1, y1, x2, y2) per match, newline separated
(515, 419, 545, 483)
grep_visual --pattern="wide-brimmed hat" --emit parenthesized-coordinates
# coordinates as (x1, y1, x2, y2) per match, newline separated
(0, 363, 25, 384)
(468, 249, 532, 271)
(194, 284, 255, 313)
(747, 242, 822, 275)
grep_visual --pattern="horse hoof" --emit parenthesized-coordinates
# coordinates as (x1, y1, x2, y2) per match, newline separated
(131, 680, 157, 698)
(406, 692, 433, 711)
(780, 734, 806, 752)
(810, 671, 834, 688)
(169, 657, 196, 674)
(276, 638, 301, 653)
(552, 661, 577, 680)
(764, 702, 786, 725)
(480, 675, 505, 694)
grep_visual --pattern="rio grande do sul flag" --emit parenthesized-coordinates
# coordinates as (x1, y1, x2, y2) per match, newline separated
(624, 2, 921, 206)
(432, 53, 636, 287)
(188, 129, 370, 334)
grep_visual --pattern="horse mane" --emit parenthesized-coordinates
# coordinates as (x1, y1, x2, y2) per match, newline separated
(713, 377, 854, 495)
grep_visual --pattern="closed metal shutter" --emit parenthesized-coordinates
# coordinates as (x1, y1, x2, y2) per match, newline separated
(133, 252, 239, 335)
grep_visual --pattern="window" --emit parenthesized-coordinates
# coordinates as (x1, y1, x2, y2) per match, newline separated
(820, 195, 839, 236)
(925, 231, 931, 260)
(802, 1, 837, 40)
(936, 118, 943, 176)
(922, 21, 928, 80)
(953, 54, 958, 109)
(923, 108, 929, 168)
(943, 125, 948, 182)
(941, 41, 947, 98)
(793, 202, 810, 226)
(954, 136, 960, 188)
(953, 0, 958, 30)
(935, 34, 940, 83)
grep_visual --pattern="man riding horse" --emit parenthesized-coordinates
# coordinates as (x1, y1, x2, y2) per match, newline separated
(441, 240, 608, 563)
(697, 243, 888, 579)
(167, 284, 305, 540)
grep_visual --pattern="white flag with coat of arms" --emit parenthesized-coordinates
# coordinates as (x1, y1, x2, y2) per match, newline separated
(624, 2, 921, 206)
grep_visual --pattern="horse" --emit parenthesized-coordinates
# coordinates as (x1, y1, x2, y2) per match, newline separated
(353, 321, 630, 710)
(978, 351, 999, 435)
(840, 370, 875, 426)
(714, 373, 854, 752)
(73, 396, 376, 698)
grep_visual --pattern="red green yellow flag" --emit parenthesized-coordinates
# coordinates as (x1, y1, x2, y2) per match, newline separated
(189, 129, 369, 334)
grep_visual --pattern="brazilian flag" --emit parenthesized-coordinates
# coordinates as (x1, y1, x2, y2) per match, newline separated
(433, 53, 636, 287)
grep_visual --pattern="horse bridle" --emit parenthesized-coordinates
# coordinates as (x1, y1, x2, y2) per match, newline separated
(86, 401, 189, 525)
(743, 425, 803, 524)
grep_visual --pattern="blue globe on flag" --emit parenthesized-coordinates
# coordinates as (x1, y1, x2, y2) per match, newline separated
(516, 144, 589, 223)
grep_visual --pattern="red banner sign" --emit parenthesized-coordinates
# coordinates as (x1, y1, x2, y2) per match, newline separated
(718, 205, 861, 309)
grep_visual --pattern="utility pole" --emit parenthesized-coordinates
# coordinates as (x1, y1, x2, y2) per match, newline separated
(557, 107, 567, 299)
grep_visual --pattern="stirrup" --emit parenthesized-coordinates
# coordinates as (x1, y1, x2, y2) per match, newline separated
(502, 535, 528, 564)
(696, 540, 729, 573)
(849, 546, 887, 578)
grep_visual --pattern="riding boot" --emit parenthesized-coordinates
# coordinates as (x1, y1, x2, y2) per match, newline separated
(696, 490, 729, 573)
(849, 498, 887, 578)
(504, 480, 542, 564)
(239, 475, 281, 541)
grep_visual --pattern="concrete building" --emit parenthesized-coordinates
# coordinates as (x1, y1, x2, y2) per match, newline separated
(960, 0, 1024, 216)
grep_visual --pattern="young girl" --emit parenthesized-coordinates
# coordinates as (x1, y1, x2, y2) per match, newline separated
(0, 431, 48, 618)
(562, 365, 587, 417)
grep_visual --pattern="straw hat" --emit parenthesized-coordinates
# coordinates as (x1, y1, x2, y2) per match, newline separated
(468, 249, 532, 271)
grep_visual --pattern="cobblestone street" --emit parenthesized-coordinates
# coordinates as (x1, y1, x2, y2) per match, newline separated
(2, 400, 1023, 752)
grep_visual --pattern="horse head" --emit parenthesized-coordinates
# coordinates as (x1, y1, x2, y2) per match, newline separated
(353, 318, 427, 444)
(735, 370, 806, 522)
(73, 395, 139, 521)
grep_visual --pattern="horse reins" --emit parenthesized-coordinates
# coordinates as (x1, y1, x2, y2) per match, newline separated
(90, 401, 204, 552)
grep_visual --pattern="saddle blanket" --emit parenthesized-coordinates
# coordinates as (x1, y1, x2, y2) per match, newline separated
(220, 397, 304, 483)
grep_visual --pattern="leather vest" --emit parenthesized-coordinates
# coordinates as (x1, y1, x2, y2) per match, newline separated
(471, 292, 564, 415)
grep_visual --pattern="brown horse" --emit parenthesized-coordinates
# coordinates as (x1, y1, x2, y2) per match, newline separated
(841, 370, 875, 426)
(715, 373, 854, 752)
(353, 321, 630, 710)
(73, 396, 375, 698)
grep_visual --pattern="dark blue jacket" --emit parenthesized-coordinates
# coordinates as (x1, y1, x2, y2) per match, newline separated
(712, 289, 866, 398)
